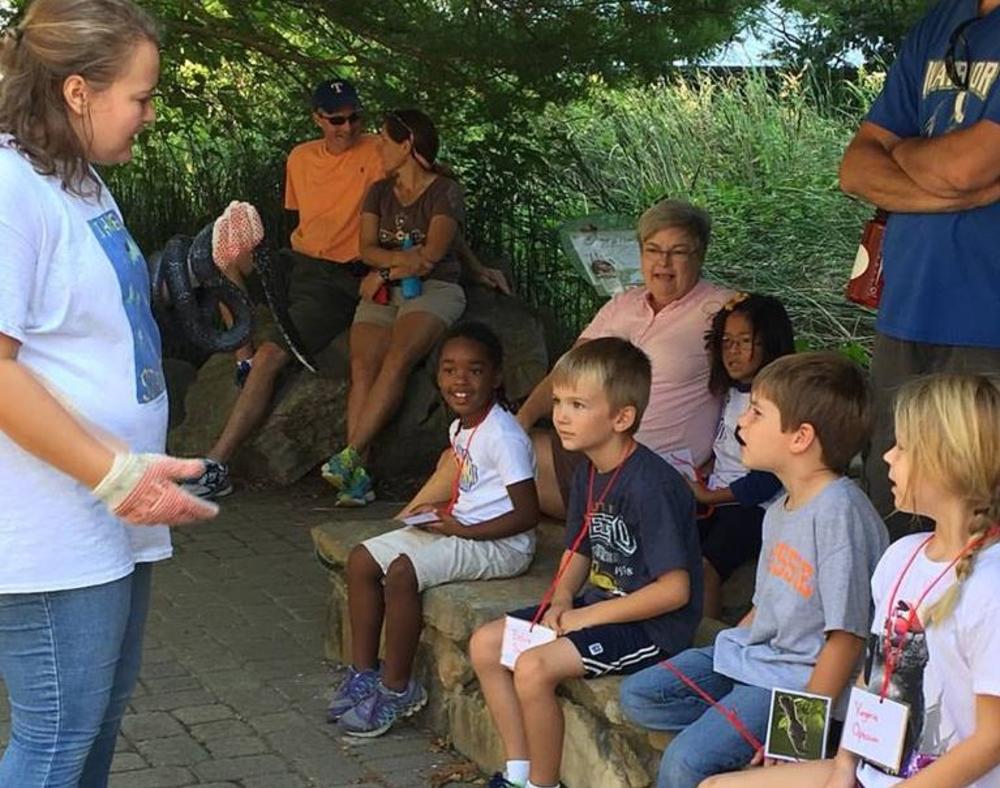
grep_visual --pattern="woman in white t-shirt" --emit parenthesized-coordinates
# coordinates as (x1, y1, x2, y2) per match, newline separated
(701, 373, 1000, 788)
(0, 2, 216, 785)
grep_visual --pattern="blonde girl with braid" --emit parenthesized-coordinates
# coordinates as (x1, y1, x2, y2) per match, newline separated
(702, 373, 1000, 788)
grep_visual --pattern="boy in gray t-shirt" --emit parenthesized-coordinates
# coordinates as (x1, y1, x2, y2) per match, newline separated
(620, 352, 888, 788)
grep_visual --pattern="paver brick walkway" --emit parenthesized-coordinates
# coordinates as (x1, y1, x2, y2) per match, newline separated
(0, 478, 483, 788)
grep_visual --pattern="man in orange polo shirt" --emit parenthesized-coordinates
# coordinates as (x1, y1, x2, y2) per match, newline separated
(186, 79, 385, 498)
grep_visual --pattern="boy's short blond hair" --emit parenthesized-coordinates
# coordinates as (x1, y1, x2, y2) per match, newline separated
(752, 352, 870, 474)
(550, 338, 651, 434)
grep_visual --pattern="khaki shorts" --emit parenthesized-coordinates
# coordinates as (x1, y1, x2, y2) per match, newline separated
(353, 279, 466, 329)
(361, 525, 533, 591)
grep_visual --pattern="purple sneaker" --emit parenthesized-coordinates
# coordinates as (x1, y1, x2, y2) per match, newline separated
(338, 678, 427, 738)
(327, 666, 379, 723)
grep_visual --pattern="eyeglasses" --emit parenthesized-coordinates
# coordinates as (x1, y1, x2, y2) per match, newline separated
(642, 245, 698, 262)
(721, 336, 761, 352)
(945, 18, 977, 91)
(318, 111, 362, 126)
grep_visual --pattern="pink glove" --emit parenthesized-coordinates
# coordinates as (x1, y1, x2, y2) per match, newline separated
(212, 201, 264, 273)
(92, 454, 219, 526)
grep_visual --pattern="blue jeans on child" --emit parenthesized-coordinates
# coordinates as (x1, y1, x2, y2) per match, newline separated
(0, 563, 153, 788)
(619, 646, 771, 788)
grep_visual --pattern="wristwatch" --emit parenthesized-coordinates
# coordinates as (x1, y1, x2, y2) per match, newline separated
(378, 268, 391, 283)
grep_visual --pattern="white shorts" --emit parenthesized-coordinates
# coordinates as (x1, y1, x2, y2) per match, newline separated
(361, 526, 533, 591)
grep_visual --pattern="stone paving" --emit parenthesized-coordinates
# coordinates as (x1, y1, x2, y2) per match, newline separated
(0, 478, 484, 788)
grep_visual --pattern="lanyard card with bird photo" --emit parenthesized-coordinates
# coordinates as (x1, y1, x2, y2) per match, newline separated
(764, 687, 833, 762)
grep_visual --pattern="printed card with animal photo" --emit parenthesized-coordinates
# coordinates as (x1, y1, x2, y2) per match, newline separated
(764, 687, 833, 762)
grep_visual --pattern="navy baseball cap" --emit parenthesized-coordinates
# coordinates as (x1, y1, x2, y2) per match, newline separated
(312, 79, 361, 114)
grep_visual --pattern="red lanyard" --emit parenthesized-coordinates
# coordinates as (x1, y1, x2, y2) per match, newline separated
(444, 403, 493, 515)
(530, 440, 636, 627)
(658, 660, 764, 753)
(879, 532, 991, 699)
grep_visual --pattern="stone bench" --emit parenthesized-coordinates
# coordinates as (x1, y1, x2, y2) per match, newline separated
(312, 517, 757, 788)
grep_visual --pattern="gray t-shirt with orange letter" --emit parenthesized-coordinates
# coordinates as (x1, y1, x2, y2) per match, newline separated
(712, 477, 888, 717)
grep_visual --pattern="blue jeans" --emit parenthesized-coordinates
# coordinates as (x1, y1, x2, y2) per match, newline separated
(0, 563, 152, 788)
(619, 646, 771, 788)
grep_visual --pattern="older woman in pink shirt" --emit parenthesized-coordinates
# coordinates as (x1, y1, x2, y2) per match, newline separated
(514, 199, 734, 517)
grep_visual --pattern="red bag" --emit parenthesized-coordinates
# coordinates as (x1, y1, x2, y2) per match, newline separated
(846, 210, 888, 309)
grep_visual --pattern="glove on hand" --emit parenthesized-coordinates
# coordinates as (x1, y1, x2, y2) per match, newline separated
(93, 454, 219, 526)
(212, 201, 264, 272)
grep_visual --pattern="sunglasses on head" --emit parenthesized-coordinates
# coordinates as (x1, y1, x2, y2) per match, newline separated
(385, 111, 433, 170)
(945, 17, 977, 91)
(387, 111, 416, 140)
(318, 111, 362, 126)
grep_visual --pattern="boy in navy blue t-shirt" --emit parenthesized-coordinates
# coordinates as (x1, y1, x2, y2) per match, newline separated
(469, 337, 702, 788)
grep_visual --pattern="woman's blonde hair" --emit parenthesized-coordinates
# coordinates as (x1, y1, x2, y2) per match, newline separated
(896, 374, 1000, 624)
(0, 0, 159, 196)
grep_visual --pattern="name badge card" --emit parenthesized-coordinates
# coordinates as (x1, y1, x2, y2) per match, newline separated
(841, 686, 910, 774)
(764, 687, 832, 762)
(500, 616, 556, 670)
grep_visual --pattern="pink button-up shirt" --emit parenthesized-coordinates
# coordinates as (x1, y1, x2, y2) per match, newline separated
(580, 279, 735, 466)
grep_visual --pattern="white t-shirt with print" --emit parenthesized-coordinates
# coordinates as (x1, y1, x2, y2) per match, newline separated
(0, 140, 171, 593)
(707, 385, 749, 490)
(857, 535, 1000, 788)
(448, 403, 537, 555)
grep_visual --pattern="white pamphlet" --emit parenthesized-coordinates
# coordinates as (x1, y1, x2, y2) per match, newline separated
(500, 616, 556, 670)
(402, 511, 440, 528)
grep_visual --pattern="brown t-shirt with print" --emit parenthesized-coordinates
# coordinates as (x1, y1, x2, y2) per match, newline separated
(361, 175, 465, 283)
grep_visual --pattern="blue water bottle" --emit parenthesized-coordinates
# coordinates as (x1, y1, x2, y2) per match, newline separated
(400, 235, 423, 300)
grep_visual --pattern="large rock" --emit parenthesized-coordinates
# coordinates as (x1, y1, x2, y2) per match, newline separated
(168, 285, 549, 488)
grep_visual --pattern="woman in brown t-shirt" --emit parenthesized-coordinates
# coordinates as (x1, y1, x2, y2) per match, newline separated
(322, 109, 468, 506)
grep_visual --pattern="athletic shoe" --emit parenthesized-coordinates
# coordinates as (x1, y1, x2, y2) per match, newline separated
(338, 678, 427, 738)
(182, 459, 233, 499)
(321, 445, 361, 491)
(335, 466, 375, 508)
(234, 358, 253, 389)
(327, 666, 379, 723)
(487, 774, 525, 788)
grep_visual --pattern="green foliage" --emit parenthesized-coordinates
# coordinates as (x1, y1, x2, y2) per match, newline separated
(50, 0, 767, 305)
(139, 0, 760, 128)
(763, 0, 930, 66)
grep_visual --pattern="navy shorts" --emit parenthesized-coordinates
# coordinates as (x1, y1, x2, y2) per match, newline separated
(508, 597, 663, 678)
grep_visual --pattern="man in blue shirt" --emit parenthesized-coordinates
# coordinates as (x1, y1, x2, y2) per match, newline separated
(840, 0, 1000, 541)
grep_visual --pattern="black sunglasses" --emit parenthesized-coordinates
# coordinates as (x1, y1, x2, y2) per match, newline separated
(318, 111, 362, 127)
(945, 17, 977, 91)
